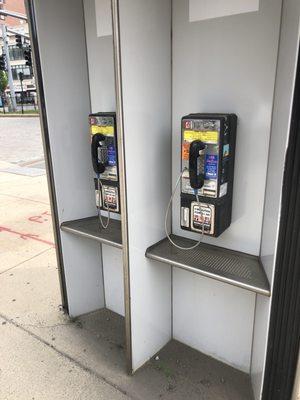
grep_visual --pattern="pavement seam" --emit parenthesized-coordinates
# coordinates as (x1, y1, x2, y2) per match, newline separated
(0, 247, 53, 275)
(0, 312, 136, 400)
(0, 192, 50, 205)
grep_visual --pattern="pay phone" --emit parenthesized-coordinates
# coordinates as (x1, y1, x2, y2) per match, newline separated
(180, 113, 237, 237)
(89, 112, 120, 228)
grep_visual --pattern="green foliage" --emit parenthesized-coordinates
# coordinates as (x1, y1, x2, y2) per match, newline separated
(0, 70, 8, 94)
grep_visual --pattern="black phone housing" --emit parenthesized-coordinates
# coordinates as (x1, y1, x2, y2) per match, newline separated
(180, 113, 237, 237)
(89, 112, 121, 214)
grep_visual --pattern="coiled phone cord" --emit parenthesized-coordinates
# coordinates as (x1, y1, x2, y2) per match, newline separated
(97, 174, 111, 229)
(164, 167, 204, 250)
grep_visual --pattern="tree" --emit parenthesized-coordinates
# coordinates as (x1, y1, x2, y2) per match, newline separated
(0, 70, 8, 95)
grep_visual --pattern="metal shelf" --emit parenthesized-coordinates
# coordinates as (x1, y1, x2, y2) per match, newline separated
(146, 235, 270, 296)
(61, 216, 122, 249)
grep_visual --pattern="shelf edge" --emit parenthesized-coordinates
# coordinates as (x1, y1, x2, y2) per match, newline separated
(145, 250, 271, 297)
(60, 224, 123, 249)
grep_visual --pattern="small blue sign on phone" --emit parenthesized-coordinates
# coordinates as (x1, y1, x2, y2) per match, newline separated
(205, 154, 218, 179)
(107, 146, 116, 166)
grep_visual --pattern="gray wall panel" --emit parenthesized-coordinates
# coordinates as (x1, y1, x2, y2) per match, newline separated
(252, 0, 300, 397)
(172, 0, 282, 256)
(34, 0, 104, 316)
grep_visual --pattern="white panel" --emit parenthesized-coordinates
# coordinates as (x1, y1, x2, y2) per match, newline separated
(130, 258, 171, 371)
(61, 234, 104, 317)
(172, 0, 282, 256)
(34, 0, 105, 316)
(84, 0, 116, 112)
(83, 0, 123, 312)
(259, 6, 300, 283)
(118, 0, 172, 371)
(102, 245, 125, 316)
(189, 0, 259, 22)
(84, 0, 120, 225)
(251, 0, 300, 398)
(95, 0, 112, 37)
(35, 0, 95, 222)
(251, 295, 270, 399)
(173, 268, 255, 372)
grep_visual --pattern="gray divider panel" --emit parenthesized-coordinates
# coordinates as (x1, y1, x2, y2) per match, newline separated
(33, 0, 105, 318)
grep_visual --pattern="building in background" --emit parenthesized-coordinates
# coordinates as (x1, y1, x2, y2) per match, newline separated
(0, 0, 36, 107)
(2, 0, 25, 26)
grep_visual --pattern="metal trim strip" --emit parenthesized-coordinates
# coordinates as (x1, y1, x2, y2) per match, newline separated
(111, 0, 133, 374)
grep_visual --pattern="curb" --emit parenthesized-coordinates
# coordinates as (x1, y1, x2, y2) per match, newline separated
(0, 114, 39, 118)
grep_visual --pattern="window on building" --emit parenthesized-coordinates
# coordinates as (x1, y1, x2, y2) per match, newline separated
(11, 64, 32, 80)
(7, 45, 24, 61)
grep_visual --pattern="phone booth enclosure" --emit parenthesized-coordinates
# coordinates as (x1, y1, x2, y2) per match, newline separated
(116, 0, 280, 372)
(31, 0, 125, 320)
(116, 0, 299, 399)
(84, 0, 125, 317)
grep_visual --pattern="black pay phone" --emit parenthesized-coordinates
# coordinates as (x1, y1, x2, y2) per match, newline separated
(89, 113, 120, 223)
(180, 113, 237, 237)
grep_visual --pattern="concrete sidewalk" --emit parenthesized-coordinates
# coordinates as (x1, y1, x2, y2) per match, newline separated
(0, 168, 128, 399)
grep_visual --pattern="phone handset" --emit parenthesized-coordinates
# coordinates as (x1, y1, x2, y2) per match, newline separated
(189, 140, 206, 190)
(91, 133, 107, 174)
(91, 133, 111, 229)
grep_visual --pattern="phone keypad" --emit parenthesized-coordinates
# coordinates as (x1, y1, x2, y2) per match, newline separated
(191, 202, 215, 235)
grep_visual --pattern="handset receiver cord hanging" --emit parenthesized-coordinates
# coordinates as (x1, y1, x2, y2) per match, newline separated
(165, 167, 205, 250)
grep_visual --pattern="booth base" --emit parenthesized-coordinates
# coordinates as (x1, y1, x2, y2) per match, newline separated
(75, 309, 253, 399)
(146, 235, 270, 296)
(60, 216, 122, 249)
(147, 340, 254, 400)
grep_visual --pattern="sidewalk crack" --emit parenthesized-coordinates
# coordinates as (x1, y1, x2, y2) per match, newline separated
(0, 247, 53, 275)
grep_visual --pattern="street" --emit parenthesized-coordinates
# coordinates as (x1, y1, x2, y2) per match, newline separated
(0, 117, 43, 164)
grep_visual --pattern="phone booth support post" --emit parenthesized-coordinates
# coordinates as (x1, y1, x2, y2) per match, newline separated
(26, 0, 300, 399)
